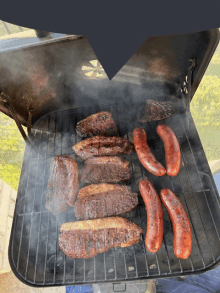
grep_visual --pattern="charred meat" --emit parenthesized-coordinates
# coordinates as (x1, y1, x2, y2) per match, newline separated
(80, 156, 131, 184)
(59, 217, 143, 259)
(45, 155, 79, 215)
(75, 183, 138, 220)
(72, 136, 134, 160)
(76, 111, 118, 138)
(138, 100, 175, 123)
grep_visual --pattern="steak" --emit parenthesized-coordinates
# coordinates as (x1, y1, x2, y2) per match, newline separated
(76, 111, 118, 137)
(59, 217, 143, 259)
(74, 183, 138, 220)
(138, 99, 175, 123)
(72, 136, 134, 160)
(80, 156, 131, 184)
(45, 155, 79, 215)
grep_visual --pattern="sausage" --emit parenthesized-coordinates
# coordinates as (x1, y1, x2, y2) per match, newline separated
(160, 189, 192, 259)
(133, 128, 166, 177)
(139, 180, 164, 253)
(156, 124, 181, 176)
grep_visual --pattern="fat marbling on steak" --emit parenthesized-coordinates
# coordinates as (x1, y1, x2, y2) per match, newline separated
(45, 155, 79, 215)
(74, 183, 138, 220)
(59, 217, 143, 259)
(76, 111, 118, 138)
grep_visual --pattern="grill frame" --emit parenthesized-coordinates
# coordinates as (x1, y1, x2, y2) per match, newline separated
(8, 96, 220, 287)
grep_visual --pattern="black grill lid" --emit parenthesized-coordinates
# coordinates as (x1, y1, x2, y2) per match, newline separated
(0, 29, 218, 126)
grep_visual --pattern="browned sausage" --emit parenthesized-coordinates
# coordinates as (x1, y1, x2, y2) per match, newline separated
(156, 124, 181, 176)
(133, 128, 166, 177)
(160, 189, 192, 259)
(139, 180, 164, 253)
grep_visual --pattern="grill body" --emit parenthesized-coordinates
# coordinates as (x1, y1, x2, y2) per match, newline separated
(8, 97, 220, 287)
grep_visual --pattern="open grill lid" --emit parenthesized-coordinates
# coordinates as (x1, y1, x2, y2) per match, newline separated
(0, 29, 219, 130)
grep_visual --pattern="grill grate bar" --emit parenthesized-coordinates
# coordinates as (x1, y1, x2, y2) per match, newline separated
(25, 131, 43, 280)
(33, 123, 49, 283)
(16, 131, 37, 271)
(177, 115, 216, 263)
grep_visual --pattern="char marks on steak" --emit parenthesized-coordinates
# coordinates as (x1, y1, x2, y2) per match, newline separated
(80, 156, 131, 184)
(59, 217, 143, 259)
(76, 111, 118, 138)
(72, 136, 134, 160)
(138, 100, 175, 123)
(45, 155, 79, 215)
(75, 183, 138, 220)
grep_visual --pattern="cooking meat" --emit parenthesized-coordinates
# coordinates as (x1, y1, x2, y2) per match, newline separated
(72, 136, 134, 160)
(160, 189, 192, 259)
(80, 156, 131, 184)
(76, 111, 118, 137)
(45, 155, 79, 215)
(133, 127, 166, 176)
(156, 124, 181, 176)
(74, 183, 138, 220)
(59, 217, 143, 259)
(139, 179, 164, 253)
(138, 99, 175, 123)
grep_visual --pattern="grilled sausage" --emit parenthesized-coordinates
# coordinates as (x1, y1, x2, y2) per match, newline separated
(160, 189, 192, 259)
(156, 124, 181, 176)
(139, 180, 164, 253)
(133, 128, 166, 177)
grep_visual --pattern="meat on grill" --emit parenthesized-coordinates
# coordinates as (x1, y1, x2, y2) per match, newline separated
(72, 136, 134, 160)
(45, 155, 79, 215)
(138, 100, 175, 123)
(76, 111, 118, 138)
(80, 156, 131, 184)
(59, 217, 143, 259)
(74, 183, 138, 220)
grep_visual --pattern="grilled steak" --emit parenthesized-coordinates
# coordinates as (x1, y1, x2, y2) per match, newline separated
(76, 111, 118, 137)
(81, 156, 131, 184)
(75, 184, 138, 220)
(72, 136, 134, 160)
(59, 217, 143, 259)
(138, 99, 175, 123)
(45, 155, 79, 215)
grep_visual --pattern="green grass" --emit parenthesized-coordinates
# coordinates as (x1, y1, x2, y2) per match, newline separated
(0, 21, 29, 37)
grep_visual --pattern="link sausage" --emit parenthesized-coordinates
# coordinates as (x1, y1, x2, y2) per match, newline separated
(156, 124, 181, 176)
(139, 180, 164, 253)
(133, 127, 166, 177)
(160, 189, 192, 259)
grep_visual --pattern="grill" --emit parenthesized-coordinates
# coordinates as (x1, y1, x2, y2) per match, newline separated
(8, 96, 220, 287)
(0, 28, 219, 288)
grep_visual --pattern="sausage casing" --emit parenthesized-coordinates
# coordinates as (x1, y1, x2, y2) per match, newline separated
(156, 124, 181, 176)
(139, 180, 164, 253)
(133, 128, 166, 177)
(160, 189, 192, 259)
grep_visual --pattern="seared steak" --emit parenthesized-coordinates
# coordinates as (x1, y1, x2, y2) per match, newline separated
(45, 155, 79, 215)
(76, 111, 118, 138)
(80, 156, 131, 184)
(138, 100, 175, 123)
(72, 136, 134, 160)
(59, 217, 143, 259)
(74, 183, 138, 220)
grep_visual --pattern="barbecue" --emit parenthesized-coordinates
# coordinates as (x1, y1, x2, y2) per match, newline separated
(80, 156, 132, 184)
(72, 135, 134, 160)
(0, 29, 219, 290)
(74, 184, 139, 220)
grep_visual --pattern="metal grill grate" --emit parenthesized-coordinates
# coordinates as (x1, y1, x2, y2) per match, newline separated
(9, 98, 220, 286)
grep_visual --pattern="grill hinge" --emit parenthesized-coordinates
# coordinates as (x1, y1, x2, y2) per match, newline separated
(177, 58, 196, 130)
(0, 93, 33, 145)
